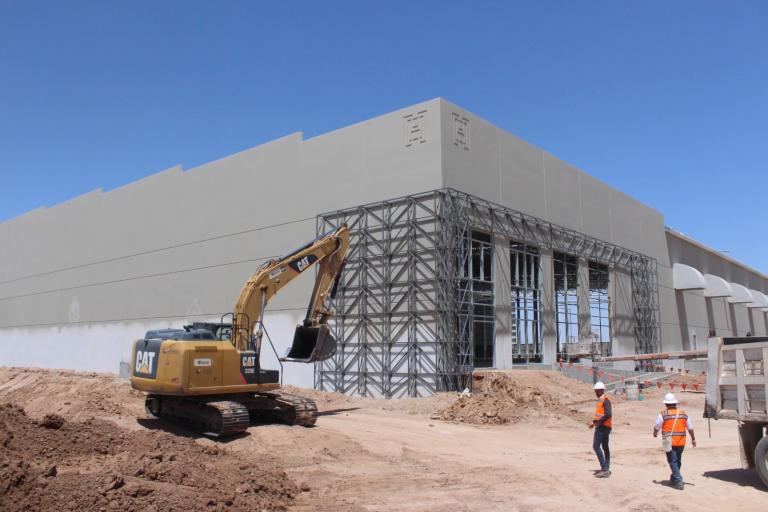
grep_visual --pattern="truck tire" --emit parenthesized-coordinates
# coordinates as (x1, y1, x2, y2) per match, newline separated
(756, 435, 768, 489)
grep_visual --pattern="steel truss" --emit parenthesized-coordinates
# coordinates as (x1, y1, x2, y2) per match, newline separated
(316, 188, 661, 397)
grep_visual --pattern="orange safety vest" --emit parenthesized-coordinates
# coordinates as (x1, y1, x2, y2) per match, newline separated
(661, 408, 688, 447)
(594, 395, 612, 428)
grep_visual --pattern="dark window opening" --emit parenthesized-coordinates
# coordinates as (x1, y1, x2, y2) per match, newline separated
(589, 261, 611, 357)
(511, 241, 541, 362)
(554, 252, 579, 358)
(462, 231, 494, 368)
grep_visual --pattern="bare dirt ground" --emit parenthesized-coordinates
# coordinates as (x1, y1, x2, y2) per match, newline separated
(1, 367, 765, 512)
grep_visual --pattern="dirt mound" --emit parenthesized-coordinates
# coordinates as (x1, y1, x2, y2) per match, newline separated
(439, 370, 595, 425)
(0, 367, 146, 422)
(0, 403, 298, 511)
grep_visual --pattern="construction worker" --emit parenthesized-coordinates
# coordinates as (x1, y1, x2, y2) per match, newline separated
(653, 393, 696, 490)
(589, 381, 612, 478)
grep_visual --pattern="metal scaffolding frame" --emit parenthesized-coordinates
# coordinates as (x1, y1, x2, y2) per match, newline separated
(316, 188, 661, 397)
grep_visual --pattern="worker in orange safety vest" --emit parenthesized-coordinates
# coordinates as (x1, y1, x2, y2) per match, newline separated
(653, 393, 696, 490)
(589, 381, 612, 478)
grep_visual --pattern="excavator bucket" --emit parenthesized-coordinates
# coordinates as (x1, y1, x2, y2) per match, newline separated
(280, 324, 337, 363)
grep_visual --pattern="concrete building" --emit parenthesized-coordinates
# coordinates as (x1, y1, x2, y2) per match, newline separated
(1, 98, 766, 395)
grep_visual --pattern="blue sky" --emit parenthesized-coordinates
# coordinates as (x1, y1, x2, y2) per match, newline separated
(1, 1, 766, 272)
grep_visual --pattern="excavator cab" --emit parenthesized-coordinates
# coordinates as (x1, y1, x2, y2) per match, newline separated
(281, 324, 337, 363)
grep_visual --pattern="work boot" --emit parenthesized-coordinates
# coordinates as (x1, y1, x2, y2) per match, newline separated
(595, 470, 611, 478)
(674, 481, 684, 490)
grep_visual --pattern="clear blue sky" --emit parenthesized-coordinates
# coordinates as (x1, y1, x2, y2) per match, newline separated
(1, 1, 766, 272)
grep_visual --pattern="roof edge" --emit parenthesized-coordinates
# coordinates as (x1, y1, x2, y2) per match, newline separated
(666, 227, 767, 281)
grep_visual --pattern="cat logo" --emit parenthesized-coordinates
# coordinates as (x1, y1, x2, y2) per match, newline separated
(135, 350, 156, 375)
(295, 256, 310, 272)
(242, 356, 256, 367)
(289, 254, 317, 274)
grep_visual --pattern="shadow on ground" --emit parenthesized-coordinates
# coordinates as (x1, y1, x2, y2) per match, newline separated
(317, 407, 360, 416)
(702, 468, 766, 491)
(136, 417, 250, 443)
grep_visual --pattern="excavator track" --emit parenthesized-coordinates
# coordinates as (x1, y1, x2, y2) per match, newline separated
(144, 391, 318, 438)
(144, 395, 250, 438)
(254, 391, 319, 427)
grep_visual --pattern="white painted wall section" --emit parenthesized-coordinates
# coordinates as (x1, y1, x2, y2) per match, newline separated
(0, 310, 316, 388)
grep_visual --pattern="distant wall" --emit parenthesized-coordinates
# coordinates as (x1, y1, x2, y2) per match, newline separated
(0, 100, 444, 377)
(665, 230, 768, 347)
(666, 231, 768, 292)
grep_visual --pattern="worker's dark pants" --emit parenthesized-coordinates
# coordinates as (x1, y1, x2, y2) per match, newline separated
(665, 446, 684, 484)
(593, 427, 611, 471)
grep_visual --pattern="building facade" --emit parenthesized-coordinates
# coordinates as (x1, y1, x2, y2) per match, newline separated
(1, 99, 766, 395)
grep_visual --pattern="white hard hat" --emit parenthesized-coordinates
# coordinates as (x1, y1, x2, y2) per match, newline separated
(664, 392, 677, 405)
(593, 381, 606, 390)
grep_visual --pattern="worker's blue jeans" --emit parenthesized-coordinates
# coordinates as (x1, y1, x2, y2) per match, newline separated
(593, 427, 611, 471)
(665, 446, 684, 484)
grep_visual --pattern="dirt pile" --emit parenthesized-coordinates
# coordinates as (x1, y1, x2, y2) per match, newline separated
(0, 367, 145, 422)
(0, 403, 298, 511)
(439, 370, 595, 425)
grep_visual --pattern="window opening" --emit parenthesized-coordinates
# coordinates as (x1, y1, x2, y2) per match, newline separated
(462, 231, 494, 367)
(554, 252, 579, 358)
(510, 241, 541, 362)
(588, 261, 611, 357)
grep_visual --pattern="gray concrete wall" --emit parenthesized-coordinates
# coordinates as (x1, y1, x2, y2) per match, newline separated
(609, 267, 635, 364)
(0, 100, 445, 385)
(492, 234, 513, 368)
(707, 296, 733, 336)
(577, 259, 592, 341)
(540, 249, 557, 364)
(435, 99, 767, 356)
(437, 100, 669, 262)
(2, 97, 765, 382)
(664, 230, 768, 350)
(436, 99, 684, 355)
(666, 230, 768, 292)
(675, 289, 709, 351)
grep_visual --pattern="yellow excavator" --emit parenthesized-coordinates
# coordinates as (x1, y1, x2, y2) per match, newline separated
(130, 224, 349, 437)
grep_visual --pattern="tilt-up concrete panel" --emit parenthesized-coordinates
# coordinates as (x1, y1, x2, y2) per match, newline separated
(493, 234, 513, 368)
(609, 267, 634, 359)
(577, 258, 592, 341)
(540, 249, 557, 364)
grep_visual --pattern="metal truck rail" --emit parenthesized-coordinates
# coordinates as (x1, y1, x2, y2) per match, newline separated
(704, 336, 768, 488)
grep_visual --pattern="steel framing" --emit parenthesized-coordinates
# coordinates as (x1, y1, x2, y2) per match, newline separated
(315, 188, 661, 397)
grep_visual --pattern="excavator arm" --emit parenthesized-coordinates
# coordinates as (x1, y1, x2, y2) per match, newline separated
(231, 224, 349, 362)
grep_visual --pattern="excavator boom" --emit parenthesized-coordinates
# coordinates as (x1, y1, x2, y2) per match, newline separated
(231, 224, 349, 360)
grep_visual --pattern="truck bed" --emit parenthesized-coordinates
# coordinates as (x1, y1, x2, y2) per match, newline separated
(705, 336, 768, 422)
